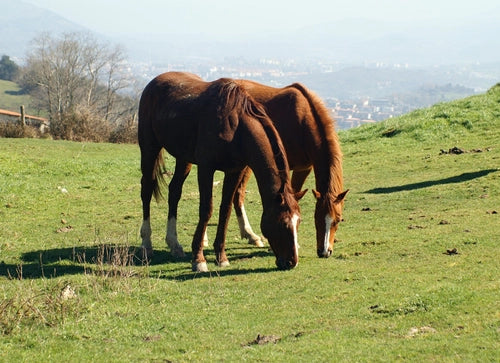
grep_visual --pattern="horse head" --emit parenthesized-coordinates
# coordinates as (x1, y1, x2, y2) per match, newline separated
(312, 189, 348, 258)
(260, 187, 306, 270)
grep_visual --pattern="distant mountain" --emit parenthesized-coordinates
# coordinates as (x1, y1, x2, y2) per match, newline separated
(114, 17, 500, 66)
(2, 0, 499, 68)
(0, 0, 89, 60)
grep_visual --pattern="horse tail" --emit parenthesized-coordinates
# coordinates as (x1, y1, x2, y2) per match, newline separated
(138, 81, 167, 202)
(152, 150, 167, 201)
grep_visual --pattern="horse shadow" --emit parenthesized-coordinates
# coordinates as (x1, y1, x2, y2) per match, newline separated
(0, 243, 276, 280)
(365, 169, 498, 194)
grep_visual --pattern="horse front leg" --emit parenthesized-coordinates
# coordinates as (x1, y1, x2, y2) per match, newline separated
(214, 170, 246, 267)
(166, 161, 192, 258)
(191, 165, 215, 272)
(233, 167, 264, 247)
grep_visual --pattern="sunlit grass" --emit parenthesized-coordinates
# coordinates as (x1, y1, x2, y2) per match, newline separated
(0, 85, 499, 361)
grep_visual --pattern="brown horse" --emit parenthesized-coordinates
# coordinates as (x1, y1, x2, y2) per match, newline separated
(138, 72, 304, 271)
(233, 80, 348, 258)
(167, 78, 347, 258)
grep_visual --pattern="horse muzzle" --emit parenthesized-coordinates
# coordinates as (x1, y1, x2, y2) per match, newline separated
(317, 249, 332, 258)
(276, 257, 298, 270)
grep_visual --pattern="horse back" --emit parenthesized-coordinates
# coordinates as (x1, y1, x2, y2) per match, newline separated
(139, 72, 266, 170)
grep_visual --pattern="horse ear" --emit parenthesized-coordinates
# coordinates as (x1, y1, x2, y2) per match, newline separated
(335, 189, 349, 203)
(311, 189, 321, 200)
(219, 113, 239, 142)
(295, 189, 307, 201)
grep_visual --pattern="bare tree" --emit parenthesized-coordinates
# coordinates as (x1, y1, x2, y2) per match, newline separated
(20, 32, 134, 141)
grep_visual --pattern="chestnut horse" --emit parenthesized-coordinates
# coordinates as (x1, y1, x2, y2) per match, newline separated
(167, 78, 347, 258)
(138, 72, 303, 271)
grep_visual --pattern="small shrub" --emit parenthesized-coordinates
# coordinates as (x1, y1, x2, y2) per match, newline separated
(109, 118, 138, 144)
(0, 120, 40, 138)
(50, 106, 111, 142)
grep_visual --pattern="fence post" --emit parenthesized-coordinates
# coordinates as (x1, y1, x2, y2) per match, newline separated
(19, 105, 26, 128)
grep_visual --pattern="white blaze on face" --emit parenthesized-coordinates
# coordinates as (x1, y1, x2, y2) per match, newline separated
(324, 215, 333, 254)
(291, 214, 300, 257)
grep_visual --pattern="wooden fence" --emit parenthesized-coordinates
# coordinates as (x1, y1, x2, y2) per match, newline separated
(0, 106, 49, 132)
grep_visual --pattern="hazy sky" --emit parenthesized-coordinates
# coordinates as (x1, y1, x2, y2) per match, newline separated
(24, 0, 500, 37)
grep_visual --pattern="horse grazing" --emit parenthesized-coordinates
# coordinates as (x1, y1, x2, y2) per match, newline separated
(167, 78, 347, 258)
(138, 72, 304, 271)
(233, 80, 348, 257)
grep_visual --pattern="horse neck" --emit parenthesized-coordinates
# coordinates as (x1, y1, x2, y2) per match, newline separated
(242, 118, 291, 208)
(289, 83, 344, 198)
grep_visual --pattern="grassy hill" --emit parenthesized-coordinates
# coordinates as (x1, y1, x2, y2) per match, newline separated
(341, 82, 500, 144)
(0, 85, 499, 361)
(0, 79, 35, 114)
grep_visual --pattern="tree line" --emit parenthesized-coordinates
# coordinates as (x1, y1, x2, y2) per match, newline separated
(1, 32, 138, 143)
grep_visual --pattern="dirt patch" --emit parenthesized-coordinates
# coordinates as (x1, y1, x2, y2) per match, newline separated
(244, 334, 281, 346)
(439, 146, 492, 155)
(406, 326, 437, 338)
(444, 248, 459, 255)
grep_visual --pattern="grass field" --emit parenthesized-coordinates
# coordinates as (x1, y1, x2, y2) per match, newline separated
(0, 80, 34, 114)
(0, 85, 499, 362)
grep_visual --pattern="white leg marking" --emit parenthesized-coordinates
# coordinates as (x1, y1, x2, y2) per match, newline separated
(237, 205, 264, 247)
(166, 217, 178, 248)
(324, 215, 333, 254)
(202, 230, 209, 247)
(292, 213, 300, 258)
(166, 217, 185, 257)
(140, 218, 152, 250)
(237, 205, 251, 237)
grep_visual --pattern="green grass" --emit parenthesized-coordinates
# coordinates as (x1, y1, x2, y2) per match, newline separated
(0, 84, 499, 362)
(0, 80, 34, 114)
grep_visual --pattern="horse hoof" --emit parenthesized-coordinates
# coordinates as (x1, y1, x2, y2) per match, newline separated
(141, 246, 153, 260)
(250, 238, 264, 248)
(171, 246, 186, 258)
(217, 260, 230, 268)
(192, 262, 209, 272)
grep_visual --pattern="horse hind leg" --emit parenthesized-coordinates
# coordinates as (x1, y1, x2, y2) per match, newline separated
(191, 165, 215, 272)
(140, 144, 162, 260)
(166, 161, 192, 258)
(233, 167, 264, 247)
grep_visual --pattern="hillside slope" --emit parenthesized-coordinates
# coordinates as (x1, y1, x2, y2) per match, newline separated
(0, 80, 34, 113)
(340, 83, 500, 145)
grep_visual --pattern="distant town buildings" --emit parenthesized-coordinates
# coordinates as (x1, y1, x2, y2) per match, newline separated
(327, 98, 411, 129)
(130, 58, 481, 130)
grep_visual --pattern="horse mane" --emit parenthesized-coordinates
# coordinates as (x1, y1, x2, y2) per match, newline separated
(215, 79, 294, 197)
(289, 83, 344, 201)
